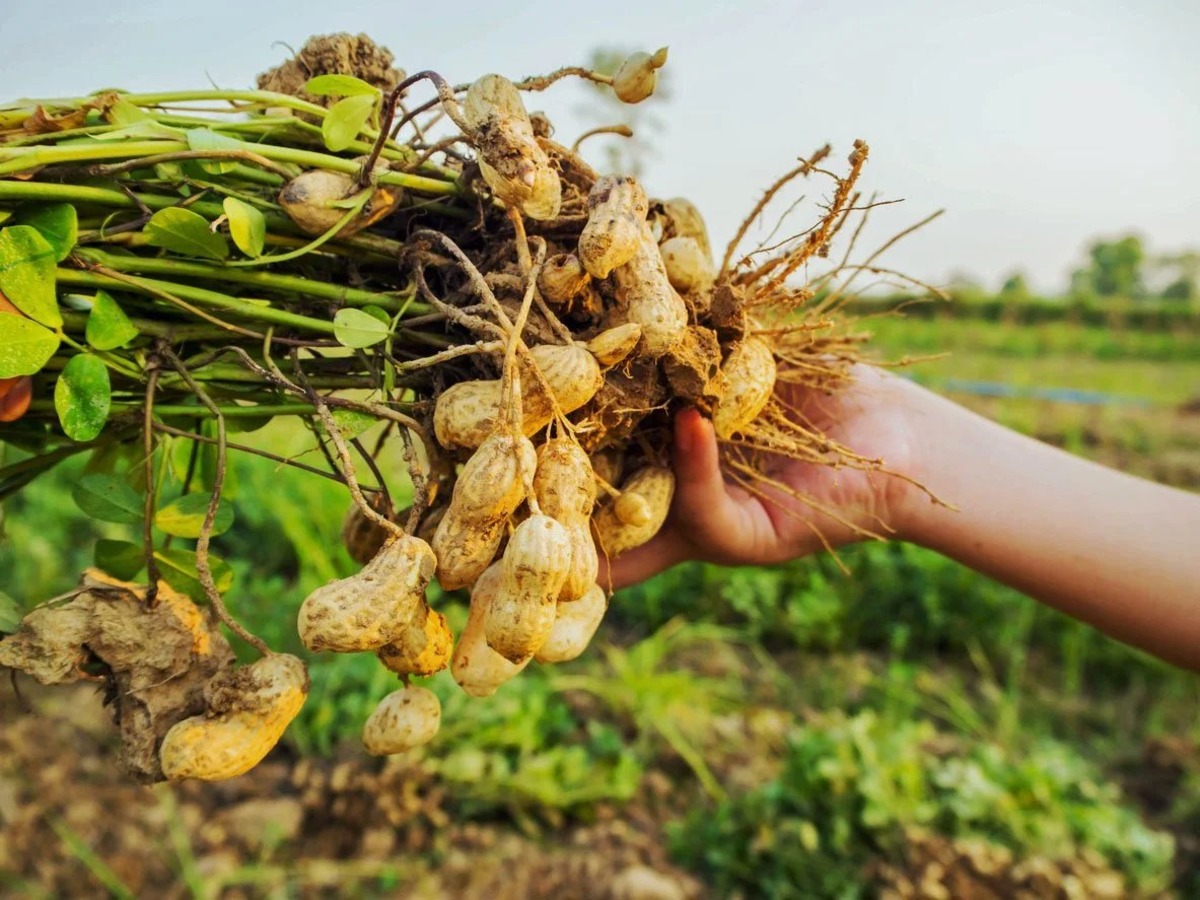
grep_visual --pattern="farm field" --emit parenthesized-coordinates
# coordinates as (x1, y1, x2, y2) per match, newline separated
(2, 310, 1198, 898)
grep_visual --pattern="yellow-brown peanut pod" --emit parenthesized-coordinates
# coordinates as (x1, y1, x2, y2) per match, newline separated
(377, 608, 454, 677)
(712, 337, 778, 439)
(432, 432, 537, 590)
(613, 230, 689, 357)
(660, 236, 716, 295)
(592, 466, 675, 557)
(659, 197, 713, 262)
(584, 323, 643, 368)
(578, 175, 649, 279)
(538, 253, 590, 304)
(463, 74, 562, 220)
(298, 535, 435, 653)
(278, 165, 401, 236)
(451, 564, 531, 697)
(535, 439, 599, 602)
(612, 47, 669, 104)
(362, 685, 441, 755)
(535, 584, 608, 664)
(614, 491, 653, 527)
(433, 344, 603, 451)
(484, 514, 573, 663)
(160, 654, 309, 781)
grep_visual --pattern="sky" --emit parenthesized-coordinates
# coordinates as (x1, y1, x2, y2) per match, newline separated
(1, 0, 1197, 293)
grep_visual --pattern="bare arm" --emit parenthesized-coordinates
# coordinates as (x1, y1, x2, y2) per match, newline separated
(903, 385, 1200, 671)
(607, 369, 1200, 671)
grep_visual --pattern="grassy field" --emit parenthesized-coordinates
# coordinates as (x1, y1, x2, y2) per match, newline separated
(1, 310, 1198, 898)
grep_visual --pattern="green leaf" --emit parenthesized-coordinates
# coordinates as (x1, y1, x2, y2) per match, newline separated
(71, 473, 143, 524)
(106, 98, 152, 126)
(18, 203, 77, 262)
(85, 290, 138, 350)
(322, 94, 376, 152)
(361, 304, 391, 325)
(333, 307, 388, 348)
(155, 493, 234, 538)
(304, 74, 381, 97)
(222, 197, 266, 258)
(317, 407, 378, 442)
(186, 128, 243, 175)
(55, 353, 111, 442)
(144, 207, 229, 261)
(154, 548, 234, 602)
(0, 591, 21, 633)
(0, 313, 59, 377)
(0, 225, 61, 327)
(94, 539, 144, 581)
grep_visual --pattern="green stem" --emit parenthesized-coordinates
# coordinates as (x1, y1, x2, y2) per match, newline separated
(27, 400, 321, 418)
(59, 309, 240, 342)
(71, 249, 424, 314)
(59, 334, 142, 380)
(57, 268, 338, 335)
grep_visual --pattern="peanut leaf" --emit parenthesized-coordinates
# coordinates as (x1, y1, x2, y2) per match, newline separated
(94, 539, 144, 581)
(0, 225, 61, 327)
(222, 197, 266, 258)
(145, 207, 229, 261)
(54, 353, 111, 441)
(304, 74, 381, 97)
(333, 307, 388, 348)
(85, 290, 138, 350)
(71, 473, 143, 524)
(155, 493, 234, 538)
(322, 94, 376, 152)
(154, 547, 234, 602)
(0, 313, 59, 377)
(18, 203, 77, 262)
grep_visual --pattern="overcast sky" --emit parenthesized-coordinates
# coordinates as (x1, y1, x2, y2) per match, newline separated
(2, 0, 1196, 293)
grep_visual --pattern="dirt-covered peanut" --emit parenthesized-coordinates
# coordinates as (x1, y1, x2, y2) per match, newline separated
(433, 344, 604, 450)
(451, 564, 531, 697)
(160, 654, 309, 781)
(592, 465, 675, 557)
(362, 685, 441, 755)
(613, 229, 689, 357)
(538, 252, 590, 304)
(432, 432, 537, 590)
(578, 175, 649, 278)
(464, 74, 562, 220)
(278, 165, 401, 236)
(535, 584, 608, 664)
(535, 439, 599, 602)
(713, 336, 778, 439)
(590, 448, 625, 491)
(658, 197, 713, 261)
(584, 323, 642, 367)
(612, 47, 668, 104)
(377, 608, 454, 677)
(298, 535, 435, 653)
(340, 493, 394, 566)
(484, 514, 573, 663)
(660, 236, 716, 294)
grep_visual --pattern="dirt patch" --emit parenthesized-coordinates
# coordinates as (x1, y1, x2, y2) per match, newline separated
(256, 33, 406, 109)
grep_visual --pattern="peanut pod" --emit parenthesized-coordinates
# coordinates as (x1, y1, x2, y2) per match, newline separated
(578, 175, 649, 278)
(278, 163, 401, 236)
(484, 514, 573, 663)
(534, 438, 599, 602)
(297, 535, 435, 653)
(535, 584, 608, 664)
(362, 684, 442, 755)
(613, 226, 689, 357)
(712, 336, 778, 439)
(592, 465, 675, 557)
(377, 608, 454, 677)
(160, 654, 309, 781)
(660, 236, 716, 294)
(612, 47, 669, 105)
(451, 563, 531, 697)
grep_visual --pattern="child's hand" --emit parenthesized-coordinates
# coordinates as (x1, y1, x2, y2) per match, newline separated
(606, 365, 926, 588)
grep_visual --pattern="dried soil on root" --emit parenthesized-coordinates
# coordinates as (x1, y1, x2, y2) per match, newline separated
(0, 571, 233, 782)
(256, 33, 406, 109)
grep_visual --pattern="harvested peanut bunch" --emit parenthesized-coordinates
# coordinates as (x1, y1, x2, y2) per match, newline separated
(0, 33, 934, 781)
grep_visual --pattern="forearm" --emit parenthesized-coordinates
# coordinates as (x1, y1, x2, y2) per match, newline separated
(899, 383, 1200, 670)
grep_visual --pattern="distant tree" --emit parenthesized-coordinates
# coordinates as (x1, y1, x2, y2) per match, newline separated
(1070, 235, 1146, 299)
(998, 271, 1031, 302)
(575, 47, 672, 177)
(1153, 250, 1199, 304)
